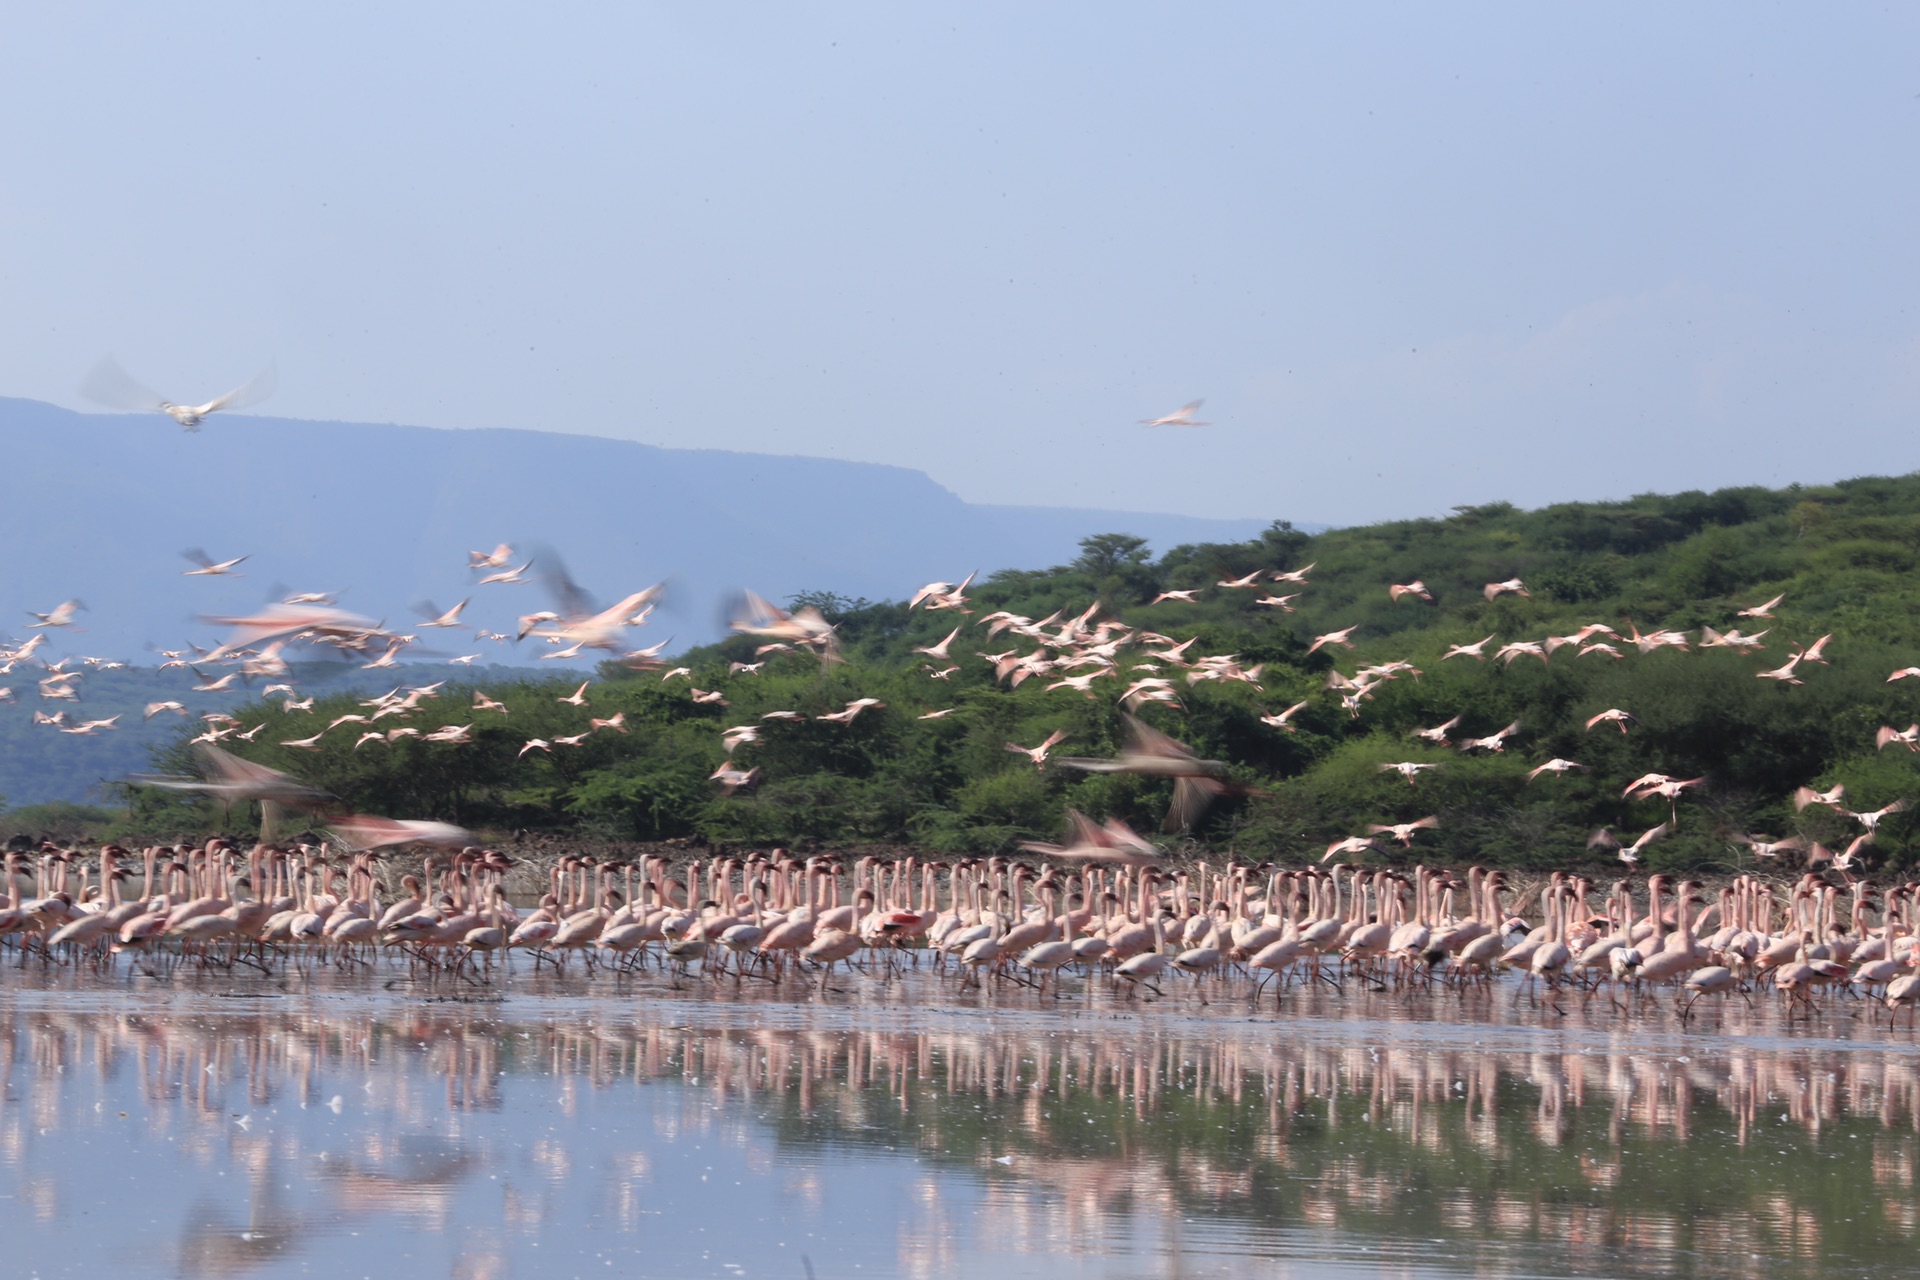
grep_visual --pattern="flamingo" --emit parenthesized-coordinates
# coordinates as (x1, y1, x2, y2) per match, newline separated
(1260, 700, 1310, 732)
(1526, 758, 1588, 782)
(1584, 708, 1634, 734)
(417, 599, 471, 628)
(1839, 799, 1909, 832)
(1322, 836, 1376, 863)
(1377, 762, 1441, 785)
(1730, 833, 1806, 860)
(1005, 729, 1070, 769)
(1795, 633, 1834, 665)
(1306, 625, 1358, 656)
(1457, 721, 1521, 754)
(478, 560, 535, 585)
(1388, 580, 1432, 602)
(82, 355, 276, 429)
(1483, 578, 1529, 602)
(1140, 399, 1208, 427)
(1875, 725, 1920, 752)
(1589, 823, 1668, 865)
(181, 549, 248, 577)
(1440, 635, 1496, 662)
(912, 626, 962, 660)
(1365, 817, 1439, 847)
(1792, 783, 1845, 810)
(1412, 714, 1463, 746)
(1737, 592, 1785, 618)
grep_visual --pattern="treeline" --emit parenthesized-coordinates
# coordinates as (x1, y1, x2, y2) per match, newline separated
(126, 473, 1920, 871)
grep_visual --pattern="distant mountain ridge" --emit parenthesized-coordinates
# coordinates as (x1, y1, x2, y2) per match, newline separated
(0, 397, 1279, 662)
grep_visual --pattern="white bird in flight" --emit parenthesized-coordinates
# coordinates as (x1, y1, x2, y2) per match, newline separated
(82, 356, 277, 431)
(182, 549, 248, 577)
(1140, 399, 1209, 427)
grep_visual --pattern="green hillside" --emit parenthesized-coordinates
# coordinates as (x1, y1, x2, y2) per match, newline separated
(106, 473, 1920, 871)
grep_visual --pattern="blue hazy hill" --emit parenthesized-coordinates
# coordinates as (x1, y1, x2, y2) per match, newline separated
(0, 397, 1277, 664)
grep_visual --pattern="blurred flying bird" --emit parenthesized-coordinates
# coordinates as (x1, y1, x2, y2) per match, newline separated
(1140, 399, 1208, 427)
(181, 549, 247, 577)
(81, 355, 276, 430)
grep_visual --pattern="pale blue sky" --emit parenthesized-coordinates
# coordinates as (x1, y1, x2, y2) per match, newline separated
(1, 4, 1914, 523)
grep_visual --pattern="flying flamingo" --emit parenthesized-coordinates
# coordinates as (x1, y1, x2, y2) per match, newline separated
(417, 599, 471, 628)
(1839, 799, 1909, 832)
(1270, 563, 1316, 585)
(1737, 593, 1785, 619)
(1526, 758, 1588, 782)
(1306, 625, 1358, 656)
(1254, 593, 1300, 611)
(1005, 729, 1070, 769)
(181, 549, 247, 577)
(1457, 721, 1521, 753)
(1216, 570, 1265, 590)
(1730, 833, 1805, 860)
(1377, 762, 1441, 785)
(1482, 578, 1528, 602)
(1584, 708, 1634, 734)
(478, 560, 535, 585)
(1495, 641, 1548, 666)
(1588, 822, 1668, 864)
(82, 355, 276, 430)
(1151, 590, 1201, 605)
(818, 698, 885, 724)
(1260, 700, 1310, 732)
(1411, 714, 1463, 746)
(1832, 833, 1876, 872)
(909, 572, 976, 610)
(1792, 783, 1845, 810)
(1321, 835, 1376, 863)
(710, 763, 761, 793)
(1054, 713, 1235, 831)
(1365, 816, 1439, 846)
(26, 601, 82, 629)
(1876, 725, 1920, 752)
(1757, 654, 1804, 685)
(1388, 581, 1432, 602)
(1140, 399, 1208, 427)
(912, 627, 962, 660)
(1019, 808, 1159, 867)
(1626, 775, 1706, 824)
(1441, 635, 1496, 662)
(1794, 633, 1834, 665)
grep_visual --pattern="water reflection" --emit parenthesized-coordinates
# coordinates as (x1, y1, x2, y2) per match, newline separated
(2, 983, 1918, 1279)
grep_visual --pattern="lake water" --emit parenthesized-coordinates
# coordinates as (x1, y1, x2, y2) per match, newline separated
(2, 962, 1916, 1279)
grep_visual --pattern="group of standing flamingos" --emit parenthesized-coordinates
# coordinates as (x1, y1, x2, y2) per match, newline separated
(5, 840, 1919, 1025)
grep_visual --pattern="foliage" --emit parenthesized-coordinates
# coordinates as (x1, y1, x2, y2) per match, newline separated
(105, 471, 1920, 869)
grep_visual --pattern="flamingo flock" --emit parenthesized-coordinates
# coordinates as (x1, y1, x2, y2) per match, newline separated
(4, 836, 1920, 1028)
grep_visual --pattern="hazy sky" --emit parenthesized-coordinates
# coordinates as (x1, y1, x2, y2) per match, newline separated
(2, 5, 1915, 525)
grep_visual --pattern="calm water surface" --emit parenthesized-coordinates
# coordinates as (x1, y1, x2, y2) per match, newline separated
(2, 965, 1918, 1279)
